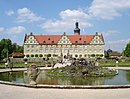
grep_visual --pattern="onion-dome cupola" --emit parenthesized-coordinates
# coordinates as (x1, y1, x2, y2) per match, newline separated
(74, 22, 80, 35)
(107, 49, 112, 53)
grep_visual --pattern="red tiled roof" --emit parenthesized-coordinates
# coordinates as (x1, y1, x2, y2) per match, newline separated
(24, 34, 104, 45)
(12, 52, 24, 57)
(34, 35, 62, 44)
(110, 51, 121, 57)
(67, 35, 94, 44)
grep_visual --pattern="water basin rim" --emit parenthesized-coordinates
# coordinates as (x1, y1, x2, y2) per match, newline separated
(1, 68, 130, 89)
(1, 80, 130, 89)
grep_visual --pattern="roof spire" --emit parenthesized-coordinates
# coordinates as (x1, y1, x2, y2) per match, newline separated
(74, 22, 80, 35)
(30, 32, 33, 35)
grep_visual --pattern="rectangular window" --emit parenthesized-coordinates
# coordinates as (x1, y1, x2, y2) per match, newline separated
(85, 49, 87, 52)
(32, 45, 34, 48)
(27, 45, 29, 48)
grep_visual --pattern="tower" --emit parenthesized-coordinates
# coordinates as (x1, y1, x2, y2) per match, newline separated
(74, 22, 80, 35)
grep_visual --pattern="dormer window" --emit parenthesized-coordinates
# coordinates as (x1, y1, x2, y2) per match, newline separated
(52, 41, 54, 43)
(48, 38, 50, 40)
(75, 41, 78, 43)
(43, 41, 46, 43)
(84, 41, 86, 43)
(79, 38, 81, 40)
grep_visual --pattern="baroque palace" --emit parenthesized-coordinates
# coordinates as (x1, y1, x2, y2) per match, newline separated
(24, 22, 105, 58)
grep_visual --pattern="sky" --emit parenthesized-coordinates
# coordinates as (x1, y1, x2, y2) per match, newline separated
(0, 0, 130, 52)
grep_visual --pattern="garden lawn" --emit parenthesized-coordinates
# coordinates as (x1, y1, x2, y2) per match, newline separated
(0, 62, 45, 69)
(100, 61, 130, 67)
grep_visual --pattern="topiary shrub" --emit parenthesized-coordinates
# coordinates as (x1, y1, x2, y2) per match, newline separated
(96, 54, 99, 57)
(26, 54, 29, 58)
(79, 54, 82, 58)
(35, 54, 38, 57)
(100, 54, 104, 57)
(53, 54, 58, 57)
(84, 54, 87, 57)
(91, 54, 95, 57)
(39, 54, 43, 57)
(31, 54, 34, 57)
(47, 54, 51, 58)
(75, 54, 78, 57)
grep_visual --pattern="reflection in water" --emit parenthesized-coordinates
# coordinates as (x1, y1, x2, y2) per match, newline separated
(125, 70, 130, 83)
(0, 71, 24, 83)
(0, 70, 130, 85)
(36, 71, 114, 85)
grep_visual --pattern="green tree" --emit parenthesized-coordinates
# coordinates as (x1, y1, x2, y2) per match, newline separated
(1, 48, 8, 58)
(12, 43, 17, 52)
(16, 45, 23, 52)
(0, 39, 24, 60)
(105, 52, 110, 58)
(124, 42, 130, 57)
(12, 43, 23, 52)
(0, 39, 12, 59)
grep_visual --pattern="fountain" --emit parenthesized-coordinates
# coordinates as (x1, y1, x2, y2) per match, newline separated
(1, 58, 130, 88)
(47, 58, 118, 77)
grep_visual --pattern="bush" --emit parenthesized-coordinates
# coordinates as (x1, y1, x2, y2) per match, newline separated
(47, 54, 51, 58)
(39, 54, 43, 57)
(26, 54, 29, 58)
(96, 54, 99, 57)
(53, 54, 58, 57)
(31, 54, 34, 57)
(91, 54, 95, 57)
(84, 54, 87, 57)
(23, 58, 28, 62)
(35, 54, 38, 57)
(79, 54, 82, 58)
(100, 54, 104, 57)
(75, 54, 78, 57)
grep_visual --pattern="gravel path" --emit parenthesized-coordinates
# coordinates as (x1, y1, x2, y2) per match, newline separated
(0, 84, 130, 99)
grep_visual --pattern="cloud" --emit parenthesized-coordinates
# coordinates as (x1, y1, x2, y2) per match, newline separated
(108, 39, 130, 45)
(40, 0, 130, 33)
(0, 26, 26, 34)
(17, 7, 44, 23)
(40, 9, 92, 33)
(89, 0, 130, 20)
(0, 27, 4, 32)
(5, 10, 14, 16)
(106, 38, 130, 51)
(7, 26, 26, 34)
(102, 30, 119, 38)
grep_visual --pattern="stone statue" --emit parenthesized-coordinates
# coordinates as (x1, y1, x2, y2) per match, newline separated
(27, 64, 40, 85)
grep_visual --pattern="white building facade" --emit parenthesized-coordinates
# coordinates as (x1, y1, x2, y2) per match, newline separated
(24, 22, 105, 58)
